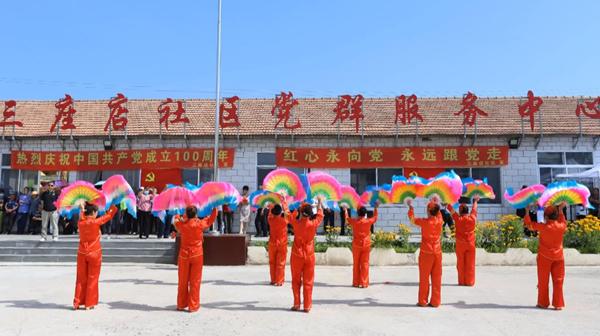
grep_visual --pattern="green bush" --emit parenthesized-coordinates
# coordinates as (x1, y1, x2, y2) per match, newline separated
(564, 216, 600, 254)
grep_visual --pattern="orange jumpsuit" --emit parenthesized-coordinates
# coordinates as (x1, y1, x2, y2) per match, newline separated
(289, 209, 324, 311)
(408, 207, 443, 307)
(450, 203, 477, 286)
(346, 209, 378, 287)
(73, 206, 117, 309)
(175, 209, 217, 312)
(524, 212, 567, 309)
(268, 209, 289, 285)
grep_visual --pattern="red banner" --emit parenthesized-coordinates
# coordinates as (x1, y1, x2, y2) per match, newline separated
(276, 146, 508, 168)
(141, 168, 182, 189)
(11, 148, 235, 171)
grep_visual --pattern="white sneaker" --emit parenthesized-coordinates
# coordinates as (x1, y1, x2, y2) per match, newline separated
(39, 238, 46, 242)
(52, 237, 59, 241)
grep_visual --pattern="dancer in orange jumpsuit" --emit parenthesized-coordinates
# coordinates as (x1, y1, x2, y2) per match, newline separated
(173, 207, 218, 312)
(73, 203, 118, 310)
(447, 195, 479, 286)
(289, 199, 324, 313)
(525, 202, 567, 310)
(344, 203, 379, 288)
(407, 198, 443, 307)
(267, 200, 290, 286)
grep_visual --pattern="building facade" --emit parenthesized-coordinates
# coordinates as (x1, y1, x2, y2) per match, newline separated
(2, 96, 598, 232)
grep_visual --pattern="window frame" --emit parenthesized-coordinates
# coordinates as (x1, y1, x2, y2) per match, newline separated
(537, 151, 594, 185)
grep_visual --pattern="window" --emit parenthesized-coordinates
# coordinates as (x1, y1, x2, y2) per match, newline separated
(350, 168, 404, 194)
(447, 167, 502, 204)
(182, 169, 198, 185)
(77, 170, 140, 189)
(538, 152, 594, 185)
(256, 152, 305, 188)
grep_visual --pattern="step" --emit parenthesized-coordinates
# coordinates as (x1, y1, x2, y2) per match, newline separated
(0, 240, 175, 249)
(0, 254, 175, 263)
(0, 247, 175, 256)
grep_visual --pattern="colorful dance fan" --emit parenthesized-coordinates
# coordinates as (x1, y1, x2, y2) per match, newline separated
(152, 187, 198, 216)
(503, 184, 546, 209)
(250, 190, 283, 210)
(339, 185, 363, 210)
(55, 181, 107, 219)
(183, 181, 202, 192)
(461, 178, 496, 200)
(360, 186, 391, 207)
(305, 171, 342, 202)
(101, 174, 137, 218)
(262, 168, 307, 202)
(195, 182, 242, 217)
(422, 170, 463, 204)
(538, 180, 591, 208)
(390, 180, 419, 204)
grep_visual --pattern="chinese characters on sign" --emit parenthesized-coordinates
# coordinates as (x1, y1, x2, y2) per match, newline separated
(1, 100, 23, 128)
(272, 91, 300, 129)
(11, 148, 235, 171)
(158, 98, 190, 130)
(219, 96, 241, 128)
(105, 93, 129, 132)
(332, 94, 364, 133)
(51, 94, 77, 133)
(276, 146, 509, 168)
(455, 92, 487, 127)
(575, 97, 600, 119)
(518, 90, 543, 131)
(395, 94, 422, 125)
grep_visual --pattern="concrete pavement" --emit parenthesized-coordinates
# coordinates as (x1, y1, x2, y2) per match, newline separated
(0, 264, 598, 336)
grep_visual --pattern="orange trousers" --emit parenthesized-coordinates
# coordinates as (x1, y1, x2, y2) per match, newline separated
(268, 242, 287, 285)
(418, 252, 442, 307)
(178, 255, 204, 311)
(456, 241, 476, 286)
(290, 254, 315, 310)
(537, 255, 565, 308)
(73, 250, 103, 309)
(352, 246, 370, 287)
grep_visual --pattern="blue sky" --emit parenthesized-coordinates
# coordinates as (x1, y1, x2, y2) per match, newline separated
(2, 0, 599, 100)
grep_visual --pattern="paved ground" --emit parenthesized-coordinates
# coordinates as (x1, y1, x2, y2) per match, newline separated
(0, 264, 598, 336)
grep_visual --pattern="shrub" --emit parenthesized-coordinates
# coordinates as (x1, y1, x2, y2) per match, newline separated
(372, 230, 397, 248)
(564, 215, 600, 254)
(325, 226, 342, 245)
(475, 215, 525, 253)
(397, 224, 411, 248)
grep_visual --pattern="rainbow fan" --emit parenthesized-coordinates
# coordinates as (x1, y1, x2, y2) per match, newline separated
(152, 187, 198, 216)
(305, 171, 342, 202)
(262, 168, 306, 202)
(102, 175, 137, 218)
(503, 184, 546, 209)
(360, 186, 391, 207)
(250, 190, 283, 210)
(195, 182, 242, 217)
(462, 178, 496, 200)
(339, 185, 363, 210)
(183, 181, 202, 192)
(422, 170, 463, 204)
(538, 180, 591, 208)
(390, 181, 419, 204)
(55, 181, 107, 219)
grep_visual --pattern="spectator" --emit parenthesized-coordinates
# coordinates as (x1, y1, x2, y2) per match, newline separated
(40, 182, 60, 241)
(440, 203, 454, 238)
(339, 208, 346, 235)
(137, 188, 153, 239)
(261, 207, 270, 237)
(589, 188, 600, 218)
(0, 188, 5, 234)
(255, 185, 265, 237)
(3, 193, 18, 234)
(323, 208, 335, 233)
(222, 204, 233, 234)
(28, 191, 41, 234)
(239, 186, 251, 235)
(16, 187, 31, 234)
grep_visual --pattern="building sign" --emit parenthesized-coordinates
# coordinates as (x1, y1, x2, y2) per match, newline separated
(276, 146, 508, 168)
(11, 148, 235, 171)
